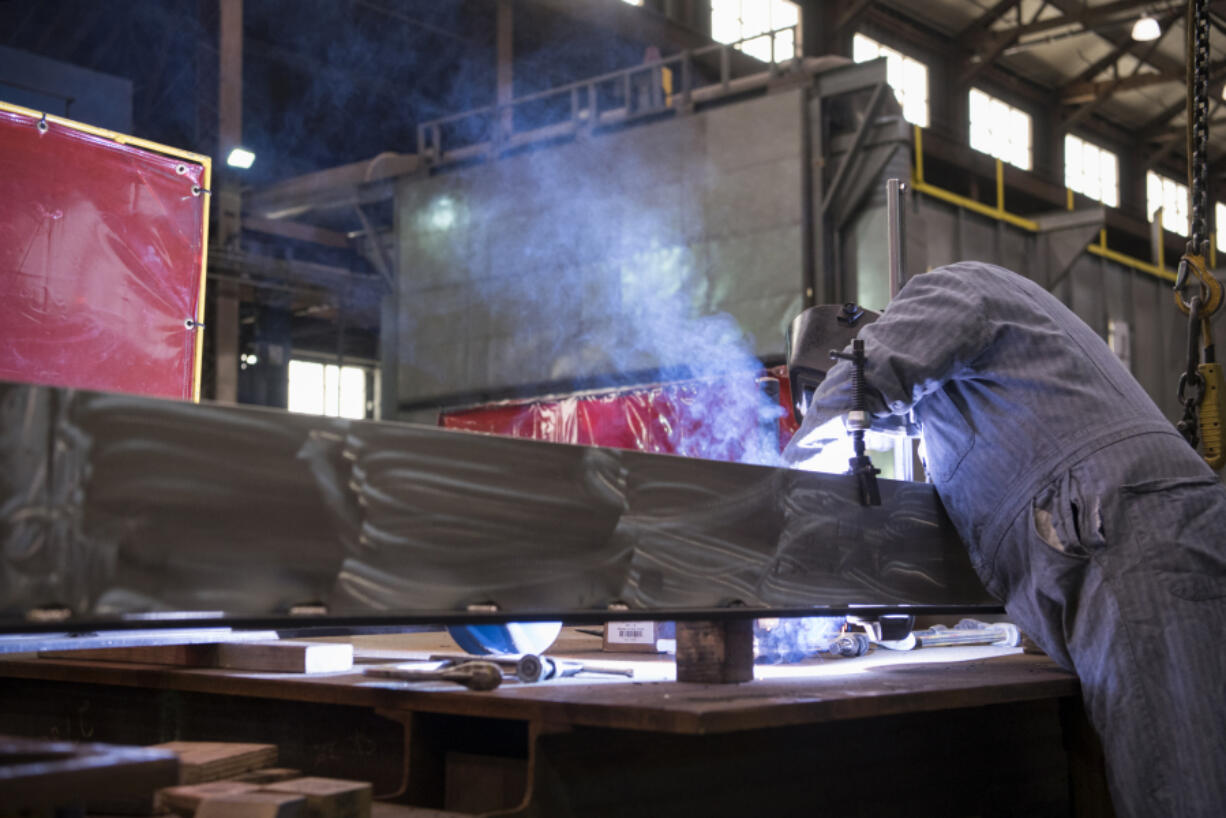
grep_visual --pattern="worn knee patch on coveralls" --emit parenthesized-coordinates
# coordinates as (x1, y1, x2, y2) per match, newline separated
(784, 261, 1226, 817)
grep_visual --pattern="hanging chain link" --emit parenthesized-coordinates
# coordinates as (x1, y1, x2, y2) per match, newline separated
(1188, 0, 1211, 259)
(1174, 0, 1218, 456)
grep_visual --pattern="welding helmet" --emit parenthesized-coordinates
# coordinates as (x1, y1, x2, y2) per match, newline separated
(786, 302, 880, 423)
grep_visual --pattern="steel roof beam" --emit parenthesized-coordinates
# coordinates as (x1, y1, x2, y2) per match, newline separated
(969, 0, 1171, 48)
(1060, 19, 1178, 131)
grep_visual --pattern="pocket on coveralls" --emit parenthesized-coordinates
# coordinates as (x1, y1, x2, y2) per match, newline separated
(1120, 475, 1226, 601)
(1030, 474, 1099, 562)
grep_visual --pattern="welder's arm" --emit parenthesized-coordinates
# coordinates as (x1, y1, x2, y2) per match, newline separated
(784, 266, 991, 463)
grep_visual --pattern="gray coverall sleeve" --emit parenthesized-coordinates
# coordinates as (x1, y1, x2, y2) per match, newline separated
(785, 267, 991, 460)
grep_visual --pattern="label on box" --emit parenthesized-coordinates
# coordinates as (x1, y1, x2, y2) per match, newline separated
(608, 621, 655, 645)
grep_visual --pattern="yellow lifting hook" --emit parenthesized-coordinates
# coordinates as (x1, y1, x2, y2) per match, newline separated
(1175, 253, 1225, 469)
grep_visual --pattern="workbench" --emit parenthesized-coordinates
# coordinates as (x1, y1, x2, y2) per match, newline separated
(0, 630, 1107, 817)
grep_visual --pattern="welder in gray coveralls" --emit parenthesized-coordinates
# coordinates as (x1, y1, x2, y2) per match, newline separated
(784, 261, 1226, 817)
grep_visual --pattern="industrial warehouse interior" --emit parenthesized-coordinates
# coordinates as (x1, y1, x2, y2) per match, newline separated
(3, 0, 1226, 815)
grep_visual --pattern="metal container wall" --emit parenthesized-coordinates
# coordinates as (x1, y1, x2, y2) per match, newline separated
(391, 89, 809, 411)
(905, 198, 1183, 420)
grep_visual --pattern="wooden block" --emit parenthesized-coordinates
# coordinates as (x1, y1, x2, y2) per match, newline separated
(230, 767, 304, 785)
(150, 742, 279, 785)
(675, 619, 753, 684)
(216, 641, 354, 674)
(261, 777, 372, 818)
(159, 781, 261, 815)
(38, 643, 219, 666)
(194, 792, 306, 818)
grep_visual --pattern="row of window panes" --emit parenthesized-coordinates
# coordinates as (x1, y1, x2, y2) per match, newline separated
(1065, 134, 1118, 208)
(638, 12, 1205, 252)
(711, 0, 799, 63)
(287, 360, 368, 420)
(850, 33, 1209, 247)
(1145, 171, 1189, 238)
(851, 33, 929, 128)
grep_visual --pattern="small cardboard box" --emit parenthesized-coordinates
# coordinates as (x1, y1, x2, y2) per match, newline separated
(603, 621, 674, 653)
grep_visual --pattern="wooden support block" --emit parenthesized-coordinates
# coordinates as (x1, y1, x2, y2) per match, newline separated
(160, 780, 261, 815)
(150, 742, 279, 785)
(230, 767, 304, 785)
(41, 640, 351, 674)
(261, 777, 372, 818)
(216, 641, 354, 674)
(194, 792, 306, 818)
(39, 643, 219, 666)
(675, 619, 754, 684)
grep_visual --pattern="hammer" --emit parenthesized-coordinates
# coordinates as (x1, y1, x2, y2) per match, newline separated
(428, 652, 635, 682)
(364, 660, 503, 691)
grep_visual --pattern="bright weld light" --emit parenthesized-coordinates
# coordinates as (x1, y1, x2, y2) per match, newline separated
(1130, 16, 1160, 42)
(789, 416, 858, 475)
(226, 147, 256, 169)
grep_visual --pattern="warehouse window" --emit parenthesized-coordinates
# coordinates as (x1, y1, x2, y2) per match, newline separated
(287, 359, 369, 420)
(968, 88, 1031, 171)
(711, 0, 798, 63)
(621, 0, 643, 5)
(1217, 202, 1226, 252)
(852, 34, 929, 127)
(1064, 134, 1119, 207)
(1146, 171, 1189, 237)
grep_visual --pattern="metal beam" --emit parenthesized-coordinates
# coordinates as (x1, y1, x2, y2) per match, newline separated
(1059, 6, 1180, 89)
(209, 247, 381, 293)
(246, 154, 417, 220)
(862, 4, 1054, 110)
(955, 0, 1023, 45)
(497, 0, 513, 140)
(214, 0, 244, 404)
(351, 0, 475, 44)
(835, 0, 876, 37)
(352, 205, 395, 290)
(968, 0, 1168, 48)
(1062, 68, 1190, 105)
(1144, 100, 1225, 170)
(820, 82, 887, 215)
(0, 381, 993, 631)
(961, 2, 1049, 88)
(1139, 64, 1226, 140)
(243, 216, 350, 248)
(1060, 21, 1177, 131)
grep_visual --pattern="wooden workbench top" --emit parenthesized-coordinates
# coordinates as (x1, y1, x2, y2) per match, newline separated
(0, 630, 1079, 736)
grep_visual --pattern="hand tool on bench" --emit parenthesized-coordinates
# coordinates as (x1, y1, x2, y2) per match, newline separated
(428, 652, 634, 682)
(363, 660, 503, 690)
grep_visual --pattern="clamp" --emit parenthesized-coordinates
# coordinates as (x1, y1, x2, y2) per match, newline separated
(831, 339, 881, 506)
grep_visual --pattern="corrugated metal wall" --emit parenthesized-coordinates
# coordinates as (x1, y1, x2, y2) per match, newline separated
(911, 198, 1184, 421)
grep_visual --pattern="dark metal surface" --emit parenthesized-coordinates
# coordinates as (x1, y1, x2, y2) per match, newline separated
(0, 381, 996, 631)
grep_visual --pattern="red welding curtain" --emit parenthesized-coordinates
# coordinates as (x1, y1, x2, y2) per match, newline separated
(0, 107, 206, 399)
(440, 367, 801, 459)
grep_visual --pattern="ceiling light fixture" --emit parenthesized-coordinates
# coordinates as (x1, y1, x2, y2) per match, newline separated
(1131, 15, 1161, 42)
(226, 147, 256, 169)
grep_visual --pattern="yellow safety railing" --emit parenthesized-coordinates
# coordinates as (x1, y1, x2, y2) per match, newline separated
(911, 124, 1176, 284)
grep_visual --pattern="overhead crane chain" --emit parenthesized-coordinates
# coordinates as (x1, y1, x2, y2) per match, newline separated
(1174, 0, 1226, 468)
(1187, 0, 1211, 261)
